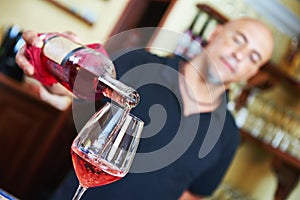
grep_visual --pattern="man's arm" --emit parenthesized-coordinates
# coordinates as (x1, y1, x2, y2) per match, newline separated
(178, 190, 204, 200)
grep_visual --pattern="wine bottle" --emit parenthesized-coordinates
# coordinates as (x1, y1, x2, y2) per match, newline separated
(36, 33, 139, 108)
(174, 11, 201, 56)
(186, 15, 212, 59)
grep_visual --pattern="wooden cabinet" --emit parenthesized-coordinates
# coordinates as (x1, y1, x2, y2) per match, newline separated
(0, 74, 77, 199)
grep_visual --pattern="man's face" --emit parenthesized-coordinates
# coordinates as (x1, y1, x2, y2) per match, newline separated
(203, 19, 274, 85)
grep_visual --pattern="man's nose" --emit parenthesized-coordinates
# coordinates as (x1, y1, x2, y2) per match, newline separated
(232, 47, 247, 61)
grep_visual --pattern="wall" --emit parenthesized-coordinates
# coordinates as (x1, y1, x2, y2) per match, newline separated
(280, 0, 300, 17)
(0, 0, 129, 44)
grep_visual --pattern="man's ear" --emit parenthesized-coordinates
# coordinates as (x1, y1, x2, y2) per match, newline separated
(207, 24, 223, 42)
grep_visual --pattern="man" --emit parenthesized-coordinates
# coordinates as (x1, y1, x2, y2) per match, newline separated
(16, 17, 273, 199)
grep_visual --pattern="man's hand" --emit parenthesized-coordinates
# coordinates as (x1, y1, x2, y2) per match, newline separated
(16, 30, 81, 77)
(15, 30, 79, 104)
(15, 30, 42, 76)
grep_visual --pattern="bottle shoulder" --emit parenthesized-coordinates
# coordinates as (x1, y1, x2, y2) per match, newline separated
(72, 48, 116, 78)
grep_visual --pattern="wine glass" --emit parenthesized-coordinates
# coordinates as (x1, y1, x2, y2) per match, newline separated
(70, 102, 144, 200)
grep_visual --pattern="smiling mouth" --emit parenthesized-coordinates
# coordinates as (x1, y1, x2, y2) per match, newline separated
(220, 57, 235, 73)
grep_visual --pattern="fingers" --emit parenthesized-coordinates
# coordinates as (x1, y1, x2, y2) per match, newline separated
(15, 30, 43, 76)
(22, 30, 43, 48)
(39, 85, 72, 111)
(45, 83, 74, 97)
(15, 45, 35, 75)
(15, 30, 81, 79)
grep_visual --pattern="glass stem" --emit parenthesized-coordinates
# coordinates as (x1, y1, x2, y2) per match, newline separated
(72, 184, 87, 200)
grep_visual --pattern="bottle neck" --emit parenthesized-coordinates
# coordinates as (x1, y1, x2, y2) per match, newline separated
(98, 73, 140, 109)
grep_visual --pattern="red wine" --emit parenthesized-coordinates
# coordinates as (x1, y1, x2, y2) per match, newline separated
(71, 146, 124, 188)
(40, 34, 139, 107)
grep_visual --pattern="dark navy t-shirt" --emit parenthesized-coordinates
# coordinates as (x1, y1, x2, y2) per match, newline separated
(50, 49, 240, 200)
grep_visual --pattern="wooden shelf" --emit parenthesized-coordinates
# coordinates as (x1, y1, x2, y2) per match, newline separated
(262, 62, 300, 91)
(197, 3, 228, 24)
(240, 130, 300, 169)
(240, 129, 300, 200)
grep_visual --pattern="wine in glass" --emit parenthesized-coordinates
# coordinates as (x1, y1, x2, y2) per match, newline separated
(70, 102, 144, 200)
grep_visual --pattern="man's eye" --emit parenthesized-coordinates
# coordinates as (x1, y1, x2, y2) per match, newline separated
(250, 53, 260, 64)
(233, 35, 245, 45)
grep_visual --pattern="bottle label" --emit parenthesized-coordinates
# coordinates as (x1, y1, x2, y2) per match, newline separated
(43, 36, 82, 65)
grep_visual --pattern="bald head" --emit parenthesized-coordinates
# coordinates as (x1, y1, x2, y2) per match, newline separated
(202, 17, 275, 85)
(223, 18, 274, 64)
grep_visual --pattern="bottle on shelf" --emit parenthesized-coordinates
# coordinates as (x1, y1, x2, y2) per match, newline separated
(25, 33, 139, 108)
(185, 14, 212, 59)
(174, 11, 201, 57)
